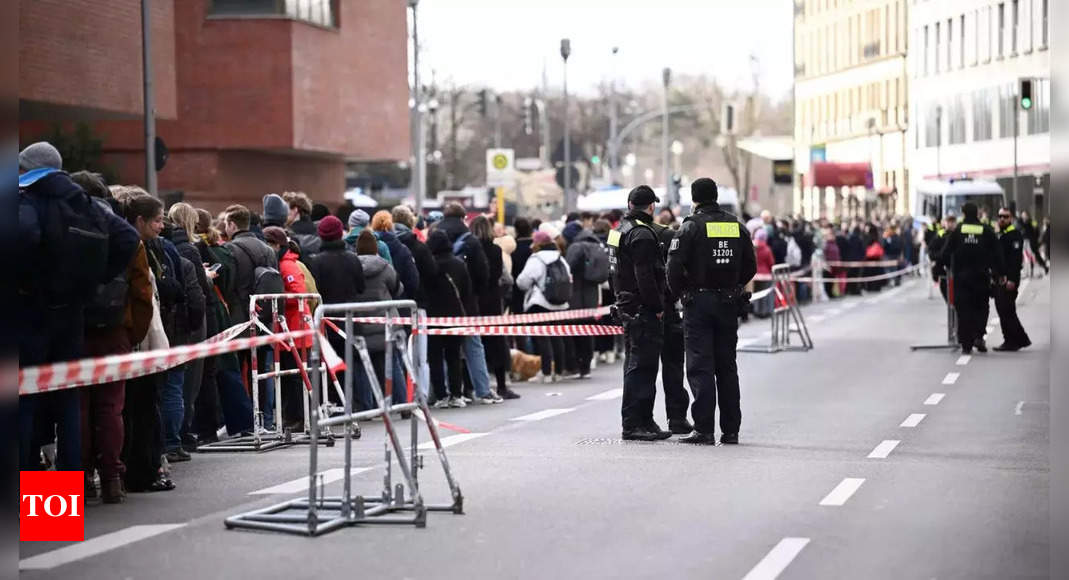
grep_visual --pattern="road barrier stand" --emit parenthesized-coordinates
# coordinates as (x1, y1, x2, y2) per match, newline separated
(740, 264, 814, 354)
(224, 301, 464, 536)
(199, 294, 339, 452)
(910, 271, 959, 351)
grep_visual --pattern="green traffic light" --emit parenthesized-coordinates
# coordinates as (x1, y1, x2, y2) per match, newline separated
(591, 155, 601, 164)
(1021, 97, 1033, 110)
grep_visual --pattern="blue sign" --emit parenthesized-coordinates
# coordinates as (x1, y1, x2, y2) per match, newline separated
(810, 145, 826, 163)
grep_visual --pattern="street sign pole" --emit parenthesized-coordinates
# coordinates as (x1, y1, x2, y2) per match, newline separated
(141, 0, 157, 196)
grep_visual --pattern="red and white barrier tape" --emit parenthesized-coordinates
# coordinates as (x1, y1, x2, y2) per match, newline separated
(426, 324, 623, 337)
(19, 324, 310, 395)
(791, 264, 922, 284)
(325, 306, 613, 327)
(823, 259, 903, 268)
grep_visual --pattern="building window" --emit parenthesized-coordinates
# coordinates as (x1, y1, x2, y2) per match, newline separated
(972, 88, 993, 141)
(1042, 0, 1049, 47)
(948, 96, 966, 145)
(208, 0, 338, 28)
(934, 21, 941, 72)
(925, 103, 941, 148)
(997, 3, 1005, 58)
(946, 18, 953, 71)
(923, 25, 929, 75)
(1026, 78, 1051, 134)
(998, 83, 1016, 138)
(1011, 0, 1018, 54)
(960, 15, 966, 67)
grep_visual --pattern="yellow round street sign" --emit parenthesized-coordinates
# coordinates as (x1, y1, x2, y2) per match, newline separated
(492, 153, 509, 170)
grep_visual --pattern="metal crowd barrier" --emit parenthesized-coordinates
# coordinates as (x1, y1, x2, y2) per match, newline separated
(200, 293, 338, 453)
(224, 300, 464, 536)
(910, 270, 959, 351)
(740, 264, 814, 354)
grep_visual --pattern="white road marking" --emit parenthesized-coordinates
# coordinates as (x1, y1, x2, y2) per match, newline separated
(990, 316, 1001, 324)
(420, 432, 489, 450)
(741, 537, 811, 580)
(808, 314, 826, 323)
(956, 355, 971, 366)
(942, 372, 960, 385)
(924, 393, 946, 405)
(510, 408, 576, 422)
(825, 308, 841, 316)
(19, 524, 186, 570)
(842, 301, 859, 309)
(819, 478, 865, 506)
(249, 467, 373, 495)
(545, 392, 563, 397)
(867, 439, 900, 459)
(586, 388, 623, 401)
(900, 413, 926, 428)
(986, 325, 993, 333)
(1015, 401, 1024, 415)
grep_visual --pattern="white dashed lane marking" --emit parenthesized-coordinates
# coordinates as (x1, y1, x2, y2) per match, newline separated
(741, 537, 811, 580)
(510, 408, 576, 422)
(899, 413, 926, 428)
(249, 467, 373, 495)
(867, 439, 900, 459)
(942, 372, 960, 385)
(419, 432, 489, 450)
(819, 478, 865, 506)
(924, 393, 946, 405)
(586, 388, 622, 401)
(1015, 401, 1024, 415)
(20, 524, 186, 570)
(956, 355, 971, 366)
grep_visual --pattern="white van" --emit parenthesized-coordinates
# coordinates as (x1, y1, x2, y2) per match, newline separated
(913, 179, 1006, 225)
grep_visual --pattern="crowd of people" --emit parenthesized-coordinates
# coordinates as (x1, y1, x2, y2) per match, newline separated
(17, 139, 1050, 504)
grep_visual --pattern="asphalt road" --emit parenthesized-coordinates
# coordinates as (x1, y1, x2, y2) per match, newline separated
(19, 275, 1050, 580)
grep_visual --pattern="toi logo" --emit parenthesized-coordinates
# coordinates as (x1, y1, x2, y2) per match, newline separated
(20, 471, 84, 542)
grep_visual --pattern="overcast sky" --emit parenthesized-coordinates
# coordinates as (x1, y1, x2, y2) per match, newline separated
(416, 0, 794, 100)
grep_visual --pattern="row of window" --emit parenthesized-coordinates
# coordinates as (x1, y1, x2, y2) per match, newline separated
(919, 79, 1050, 148)
(209, 0, 337, 28)
(796, 0, 907, 78)
(916, 0, 1048, 77)
(798, 77, 908, 140)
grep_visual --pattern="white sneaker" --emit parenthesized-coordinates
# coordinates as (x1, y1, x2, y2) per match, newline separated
(475, 395, 499, 405)
(559, 372, 581, 380)
(448, 396, 467, 408)
(433, 399, 451, 409)
(605, 352, 617, 364)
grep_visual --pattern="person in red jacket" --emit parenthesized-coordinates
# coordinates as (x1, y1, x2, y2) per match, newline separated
(263, 227, 311, 432)
(752, 228, 776, 318)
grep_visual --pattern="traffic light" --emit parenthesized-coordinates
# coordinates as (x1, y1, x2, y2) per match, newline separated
(721, 102, 736, 135)
(523, 97, 533, 135)
(478, 89, 488, 116)
(1019, 79, 1033, 110)
(590, 155, 600, 165)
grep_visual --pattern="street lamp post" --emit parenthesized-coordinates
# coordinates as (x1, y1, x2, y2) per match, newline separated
(561, 38, 572, 213)
(141, 0, 157, 196)
(408, 0, 424, 216)
(608, 46, 619, 184)
(662, 67, 671, 206)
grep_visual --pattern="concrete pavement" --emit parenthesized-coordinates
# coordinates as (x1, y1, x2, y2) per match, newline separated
(19, 275, 1050, 579)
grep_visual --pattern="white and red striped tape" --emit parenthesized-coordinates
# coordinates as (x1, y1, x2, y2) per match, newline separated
(824, 259, 903, 268)
(19, 323, 310, 396)
(425, 324, 623, 337)
(325, 305, 613, 327)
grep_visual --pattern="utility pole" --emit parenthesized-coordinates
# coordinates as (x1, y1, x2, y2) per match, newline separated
(561, 38, 572, 213)
(141, 0, 157, 196)
(608, 46, 619, 183)
(494, 94, 502, 148)
(662, 67, 671, 206)
(408, 0, 424, 216)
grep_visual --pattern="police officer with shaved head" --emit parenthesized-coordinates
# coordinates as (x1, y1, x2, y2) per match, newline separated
(666, 178, 756, 445)
(938, 202, 1005, 354)
(608, 185, 672, 441)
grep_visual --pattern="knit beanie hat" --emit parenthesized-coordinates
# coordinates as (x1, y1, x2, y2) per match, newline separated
(562, 221, 583, 244)
(262, 226, 289, 247)
(532, 230, 553, 247)
(262, 194, 288, 226)
(317, 215, 344, 241)
(19, 141, 63, 171)
(348, 209, 370, 230)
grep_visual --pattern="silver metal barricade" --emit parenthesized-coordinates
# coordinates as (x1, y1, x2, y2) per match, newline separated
(224, 301, 464, 536)
(199, 293, 338, 453)
(739, 264, 814, 354)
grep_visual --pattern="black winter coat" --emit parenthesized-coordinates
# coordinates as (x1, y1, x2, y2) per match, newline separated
(426, 233, 472, 318)
(510, 237, 533, 313)
(226, 231, 278, 324)
(306, 239, 366, 304)
(394, 224, 437, 308)
(436, 216, 489, 302)
(478, 238, 505, 316)
(376, 229, 420, 304)
(564, 230, 603, 309)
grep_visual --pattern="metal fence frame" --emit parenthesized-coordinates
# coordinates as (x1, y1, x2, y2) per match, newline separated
(739, 264, 814, 353)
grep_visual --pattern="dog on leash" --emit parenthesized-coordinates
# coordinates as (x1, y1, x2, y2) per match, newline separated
(510, 349, 541, 382)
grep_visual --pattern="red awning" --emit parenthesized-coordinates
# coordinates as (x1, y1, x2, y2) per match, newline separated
(807, 162, 873, 188)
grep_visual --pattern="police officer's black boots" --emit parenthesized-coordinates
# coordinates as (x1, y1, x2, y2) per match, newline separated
(678, 431, 717, 445)
(622, 424, 672, 442)
(974, 338, 988, 353)
(668, 418, 694, 435)
(720, 433, 739, 445)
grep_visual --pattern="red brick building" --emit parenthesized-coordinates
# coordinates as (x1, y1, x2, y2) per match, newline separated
(20, 0, 410, 211)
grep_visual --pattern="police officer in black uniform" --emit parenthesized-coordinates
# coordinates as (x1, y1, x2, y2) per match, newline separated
(666, 178, 756, 445)
(649, 218, 694, 435)
(608, 185, 672, 441)
(938, 202, 1005, 354)
(927, 215, 955, 303)
(993, 207, 1032, 351)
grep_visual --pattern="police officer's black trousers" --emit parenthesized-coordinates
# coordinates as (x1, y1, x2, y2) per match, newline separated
(660, 318, 690, 422)
(621, 312, 662, 431)
(954, 282, 990, 348)
(683, 293, 741, 435)
(994, 285, 1030, 346)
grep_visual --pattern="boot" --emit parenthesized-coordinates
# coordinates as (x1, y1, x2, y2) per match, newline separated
(102, 477, 126, 504)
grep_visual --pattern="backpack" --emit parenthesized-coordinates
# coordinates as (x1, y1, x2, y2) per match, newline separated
(786, 236, 803, 267)
(540, 256, 572, 305)
(231, 240, 283, 327)
(451, 232, 472, 257)
(292, 232, 321, 256)
(582, 242, 611, 284)
(84, 275, 129, 330)
(19, 171, 111, 302)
